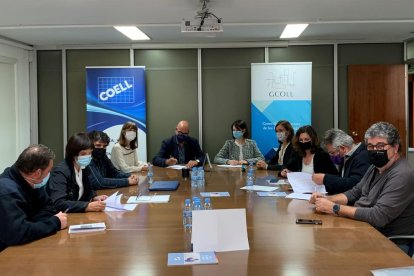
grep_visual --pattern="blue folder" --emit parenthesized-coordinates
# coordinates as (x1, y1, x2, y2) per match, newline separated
(149, 180, 180, 191)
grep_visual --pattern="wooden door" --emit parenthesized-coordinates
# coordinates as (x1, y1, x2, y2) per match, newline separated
(348, 64, 407, 155)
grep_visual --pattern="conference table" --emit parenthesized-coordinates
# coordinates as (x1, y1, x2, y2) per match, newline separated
(0, 166, 413, 275)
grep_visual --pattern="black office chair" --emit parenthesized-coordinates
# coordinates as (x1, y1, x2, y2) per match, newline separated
(388, 235, 414, 257)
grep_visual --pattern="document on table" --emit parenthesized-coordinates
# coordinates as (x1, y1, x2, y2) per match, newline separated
(257, 191, 287, 197)
(285, 193, 311, 201)
(104, 191, 137, 211)
(68, 222, 106, 234)
(287, 172, 326, 194)
(127, 195, 170, 203)
(267, 179, 289, 185)
(192, 208, 249, 252)
(217, 164, 242, 168)
(240, 185, 278, 192)
(167, 165, 187, 170)
(167, 252, 218, 266)
(200, 192, 230, 197)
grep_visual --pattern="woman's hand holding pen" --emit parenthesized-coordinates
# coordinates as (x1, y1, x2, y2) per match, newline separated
(86, 196, 107, 212)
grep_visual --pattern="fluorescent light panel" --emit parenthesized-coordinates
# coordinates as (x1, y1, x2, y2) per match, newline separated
(114, 26, 150, 40)
(280, 24, 309, 38)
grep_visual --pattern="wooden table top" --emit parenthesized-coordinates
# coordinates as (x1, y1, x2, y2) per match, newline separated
(0, 166, 413, 275)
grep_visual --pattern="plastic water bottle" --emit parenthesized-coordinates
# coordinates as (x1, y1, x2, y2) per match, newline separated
(191, 167, 198, 188)
(147, 163, 154, 185)
(248, 162, 255, 184)
(193, 198, 203, 211)
(199, 166, 205, 186)
(246, 171, 254, 190)
(183, 199, 192, 230)
(196, 167, 204, 187)
(203, 197, 212, 210)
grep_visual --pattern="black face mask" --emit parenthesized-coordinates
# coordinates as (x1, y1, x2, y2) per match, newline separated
(368, 150, 389, 168)
(92, 148, 107, 159)
(176, 134, 188, 144)
(299, 141, 312, 151)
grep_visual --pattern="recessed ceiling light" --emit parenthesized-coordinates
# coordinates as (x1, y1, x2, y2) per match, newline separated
(280, 24, 309, 39)
(113, 26, 150, 40)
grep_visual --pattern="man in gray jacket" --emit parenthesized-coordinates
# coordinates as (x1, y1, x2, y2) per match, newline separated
(310, 122, 414, 256)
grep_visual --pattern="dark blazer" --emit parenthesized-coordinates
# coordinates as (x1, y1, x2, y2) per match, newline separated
(323, 143, 371, 194)
(0, 165, 60, 251)
(47, 159, 97, 212)
(88, 155, 130, 190)
(285, 147, 339, 175)
(267, 143, 296, 171)
(152, 135, 205, 167)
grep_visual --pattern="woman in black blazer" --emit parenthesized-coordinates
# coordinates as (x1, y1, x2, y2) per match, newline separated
(257, 120, 297, 171)
(280, 125, 338, 177)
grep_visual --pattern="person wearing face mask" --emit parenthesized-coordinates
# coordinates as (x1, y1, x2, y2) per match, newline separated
(110, 122, 148, 173)
(280, 125, 338, 177)
(214, 119, 264, 165)
(309, 122, 414, 257)
(0, 144, 67, 252)
(88, 131, 138, 190)
(257, 120, 296, 171)
(152, 120, 205, 168)
(312, 129, 370, 194)
(48, 133, 108, 213)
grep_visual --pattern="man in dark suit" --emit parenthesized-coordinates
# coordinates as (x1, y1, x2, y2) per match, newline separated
(312, 129, 370, 194)
(152, 120, 205, 168)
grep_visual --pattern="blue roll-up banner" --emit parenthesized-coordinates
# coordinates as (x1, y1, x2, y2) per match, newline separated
(86, 66, 147, 161)
(251, 62, 312, 160)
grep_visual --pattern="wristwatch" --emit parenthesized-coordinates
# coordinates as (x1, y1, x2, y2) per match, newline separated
(195, 159, 200, 164)
(333, 204, 340, 215)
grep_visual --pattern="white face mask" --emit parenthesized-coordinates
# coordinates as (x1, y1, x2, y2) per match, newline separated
(276, 132, 286, 142)
(125, 131, 136, 141)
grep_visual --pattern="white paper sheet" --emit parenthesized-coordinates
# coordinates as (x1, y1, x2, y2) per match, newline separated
(192, 209, 250, 252)
(240, 185, 278, 192)
(217, 164, 242, 168)
(287, 172, 326, 194)
(256, 191, 286, 197)
(199, 192, 230, 197)
(127, 195, 170, 203)
(104, 191, 137, 211)
(285, 192, 312, 201)
(167, 165, 187, 170)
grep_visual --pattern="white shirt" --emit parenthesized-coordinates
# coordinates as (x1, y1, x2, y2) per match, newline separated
(75, 168, 84, 200)
(301, 155, 314, 174)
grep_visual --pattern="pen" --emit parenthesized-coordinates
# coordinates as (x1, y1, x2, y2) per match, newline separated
(64, 206, 71, 213)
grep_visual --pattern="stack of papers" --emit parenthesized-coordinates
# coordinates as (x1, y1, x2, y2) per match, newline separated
(167, 165, 187, 170)
(105, 191, 137, 211)
(287, 172, 326, 194)
(167, 252, 218, 266)
(68, 222, 106, 234)
(127, 195, 170, 203)
(240, 185, 278, 192)
(285, 193, 312, 201)
(217, 164, 242, 168)
(200, 192, 230, 197)
(257, 191, 286, 197)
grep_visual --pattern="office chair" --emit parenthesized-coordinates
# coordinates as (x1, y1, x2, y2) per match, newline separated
(388, 235, 414, 257)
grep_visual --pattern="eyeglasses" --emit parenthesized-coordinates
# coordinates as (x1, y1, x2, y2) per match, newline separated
(366, 143, 389, 151)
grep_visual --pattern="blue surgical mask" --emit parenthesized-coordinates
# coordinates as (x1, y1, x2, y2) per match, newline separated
(76, 155, 92, 168)
(33, 173, 50, 189)
(233, 130, 243, 139)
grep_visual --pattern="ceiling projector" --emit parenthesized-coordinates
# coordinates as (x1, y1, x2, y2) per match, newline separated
(181, 0, 222, 35)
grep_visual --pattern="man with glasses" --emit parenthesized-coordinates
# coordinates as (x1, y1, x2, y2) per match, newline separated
(152, 120, 205, 168)
(310, 122, 414, 256)
(312, 129, 370, 194)
(0, 145, 67, 251)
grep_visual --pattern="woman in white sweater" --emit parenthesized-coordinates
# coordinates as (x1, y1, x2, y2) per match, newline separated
(111, 122, 148, 173)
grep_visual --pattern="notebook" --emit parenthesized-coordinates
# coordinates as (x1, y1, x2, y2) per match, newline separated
(148, 180, 180, 191)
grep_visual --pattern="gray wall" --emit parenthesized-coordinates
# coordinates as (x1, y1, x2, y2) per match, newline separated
(202, 48, 265, 158)
(269, 45, 334, 138)
(37, 43, 405, 163)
